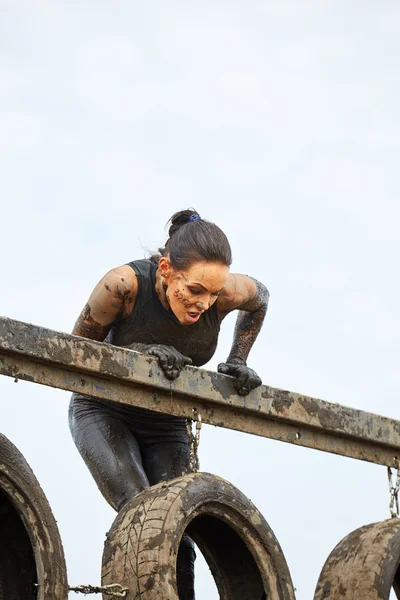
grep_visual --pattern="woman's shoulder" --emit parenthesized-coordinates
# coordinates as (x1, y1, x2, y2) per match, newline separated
(105, 263, 138, 289)
(218, 273, 253, 306)
(217, 273, 265, 317)
(127, 257, 158, 278)
(98, 264, 139, 319)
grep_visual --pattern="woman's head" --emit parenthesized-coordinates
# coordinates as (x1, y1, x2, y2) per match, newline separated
(157, 209, 231, 325)
(160, 208, 232, 270)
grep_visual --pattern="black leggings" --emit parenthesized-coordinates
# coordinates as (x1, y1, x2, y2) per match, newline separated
(69, 393, 195, 599)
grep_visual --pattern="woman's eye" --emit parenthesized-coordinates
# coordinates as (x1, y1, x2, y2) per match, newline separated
(188, 288, 201, 295)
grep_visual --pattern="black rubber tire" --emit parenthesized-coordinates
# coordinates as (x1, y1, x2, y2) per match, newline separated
(314, 518, 400, 599)
(102, 472, 295, 600)
(0, 433, 68, 600)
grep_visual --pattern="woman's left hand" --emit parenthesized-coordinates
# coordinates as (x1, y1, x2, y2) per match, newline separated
(217, 362, 262, 396)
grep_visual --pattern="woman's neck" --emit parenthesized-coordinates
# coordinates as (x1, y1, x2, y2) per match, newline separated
(155, 267, 171, 311)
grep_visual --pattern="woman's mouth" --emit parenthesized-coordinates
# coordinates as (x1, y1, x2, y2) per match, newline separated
(186, 311, 201, 324)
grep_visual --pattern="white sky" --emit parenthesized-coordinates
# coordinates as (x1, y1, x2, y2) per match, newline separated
(1, 1, 400, 598)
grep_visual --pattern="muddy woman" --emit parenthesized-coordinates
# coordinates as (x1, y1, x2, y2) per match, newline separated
(69, 209, 269, 599)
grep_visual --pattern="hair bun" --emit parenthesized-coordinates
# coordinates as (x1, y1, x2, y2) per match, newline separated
(167, 209, 200, 238)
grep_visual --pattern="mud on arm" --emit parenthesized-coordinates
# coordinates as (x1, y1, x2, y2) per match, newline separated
(226, 278, 269, 365)
(217, 275, 269, 395)
(72, 266, 136, 341)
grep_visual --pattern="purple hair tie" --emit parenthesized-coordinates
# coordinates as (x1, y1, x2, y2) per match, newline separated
(189, 215, 201, 222)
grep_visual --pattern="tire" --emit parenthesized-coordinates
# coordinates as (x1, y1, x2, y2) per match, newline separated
(102, 472, 295, 600)
(0, 433, 68, 600)
(314, 518, 400, 599)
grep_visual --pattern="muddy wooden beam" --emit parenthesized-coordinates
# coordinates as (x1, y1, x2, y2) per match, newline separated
(0, 316, 399, 467)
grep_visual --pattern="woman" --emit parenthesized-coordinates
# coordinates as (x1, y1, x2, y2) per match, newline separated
(69, 209, 269, 599)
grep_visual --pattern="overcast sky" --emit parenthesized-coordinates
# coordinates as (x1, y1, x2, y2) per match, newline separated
(1, 1, 400, 598)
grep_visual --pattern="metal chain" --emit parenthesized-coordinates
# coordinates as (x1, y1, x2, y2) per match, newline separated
(68, 584, 128, 597)
(186, 409, 202, 472)
(170, 383, 202, 472)
(387, 466, 400, 518)
(194, 411, 202, 470)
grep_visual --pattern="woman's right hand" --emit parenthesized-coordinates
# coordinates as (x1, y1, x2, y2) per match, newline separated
(130, 343, 192, 381)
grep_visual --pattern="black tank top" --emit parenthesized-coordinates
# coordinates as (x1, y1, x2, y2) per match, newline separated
(108, 258, 221, 367)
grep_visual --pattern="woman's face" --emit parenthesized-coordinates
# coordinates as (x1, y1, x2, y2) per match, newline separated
(159, 258, 229, 325)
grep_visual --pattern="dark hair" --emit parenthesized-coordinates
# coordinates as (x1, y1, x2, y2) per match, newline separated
(158, 209, 232, 270)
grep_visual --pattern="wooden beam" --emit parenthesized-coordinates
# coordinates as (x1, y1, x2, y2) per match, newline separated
(0, 317, 399, 467)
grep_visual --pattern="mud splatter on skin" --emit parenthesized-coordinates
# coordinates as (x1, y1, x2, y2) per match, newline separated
(174, 289, 191, 307)
(181, 273, 220, 306)
(114, 284, 131, 303)
(74, 283, 133, 340)
(173, 279, 218, 313)
(226, 278, 269, 364)
(104, 281, 132, 304)
(73, 304, 111, 341)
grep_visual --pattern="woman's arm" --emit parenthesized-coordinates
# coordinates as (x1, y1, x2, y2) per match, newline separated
(217, 274, 269, 394)
(72, 265, 137, 341)
(222, 275, 269, 364)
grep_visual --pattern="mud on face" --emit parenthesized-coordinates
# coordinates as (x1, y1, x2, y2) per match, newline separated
(163, 262, 229, 326)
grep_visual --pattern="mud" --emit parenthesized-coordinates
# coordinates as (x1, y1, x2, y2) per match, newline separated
(0, 433, 68, 600)
(69, 394, 191, 511)
(0, 359, 35, 382)
(99, 347, 130, 378)
(173, 288, 191, 307)
(314, 519, 400, 599)
(102, 472, 296, 600)
(73, 303, 111, 341)
(79, 340, 101, 363)
(270, 392, 292, 414)
(226, 277, 269, 365)
(210, 370, 235, 399)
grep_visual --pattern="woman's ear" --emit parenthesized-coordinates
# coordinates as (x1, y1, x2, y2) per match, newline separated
(158, 256, 172, 282)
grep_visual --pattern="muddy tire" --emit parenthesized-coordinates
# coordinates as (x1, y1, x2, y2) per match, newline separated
(314, 518, 400, 599)
(0, 433, 68, 600)
(102, 472, 295, 600)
